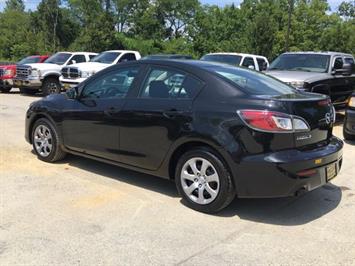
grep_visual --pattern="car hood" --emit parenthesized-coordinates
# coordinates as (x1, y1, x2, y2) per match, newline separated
(26, 63, 62, 71)
(0, 64, 16, 69)
(67, 62, 111, 72)
(266, 70, 328, 83)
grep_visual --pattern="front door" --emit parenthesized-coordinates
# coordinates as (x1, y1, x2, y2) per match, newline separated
(119, 66, 203, 170)
(62, 66, 141, 161)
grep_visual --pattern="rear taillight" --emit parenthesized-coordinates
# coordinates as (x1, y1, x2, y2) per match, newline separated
(237, 110, 310, 133)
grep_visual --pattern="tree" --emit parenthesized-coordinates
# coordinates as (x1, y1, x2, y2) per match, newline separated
(4, 0, 25, 12)
(338, 1, 355, 20)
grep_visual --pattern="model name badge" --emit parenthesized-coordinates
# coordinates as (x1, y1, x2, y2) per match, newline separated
(296, 134, 312, 141)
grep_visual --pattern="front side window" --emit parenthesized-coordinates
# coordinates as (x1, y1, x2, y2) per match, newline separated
(81, 67, 139, 99)
(44, 53, 72, 65)
(203, 64, 297, 96)
(333, 57, 344, 69)
(119, 53, 136, 62)
(200, 54, 242, 66)
(269, 54, 330, 73)
(69, 54, 86, 64)
(90, 52, 121, 64)
(139, 67, 202, 99)
(241, 57, 255, 69)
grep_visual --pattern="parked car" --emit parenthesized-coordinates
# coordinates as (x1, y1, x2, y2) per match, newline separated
(200, 53, 269, 71)
(0, 55, 49, 93)
(14, 52, 97, 95)
(25, 60, 343, 213)
(266, 52, 355, 108)
(142, 54, 193, 60)
(344, 93, 355, 140)
(60, 50, 141, 90)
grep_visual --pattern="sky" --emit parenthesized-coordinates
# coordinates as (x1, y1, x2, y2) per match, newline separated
(0, 0, 346, 12)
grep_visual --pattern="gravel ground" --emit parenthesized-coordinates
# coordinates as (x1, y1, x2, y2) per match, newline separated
(1, 90, 355, 266)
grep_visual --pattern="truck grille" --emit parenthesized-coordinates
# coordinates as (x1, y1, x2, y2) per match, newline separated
(62, 67, 79, 79)
(0, 68, 4, 77)
(16, 65, 31, 78)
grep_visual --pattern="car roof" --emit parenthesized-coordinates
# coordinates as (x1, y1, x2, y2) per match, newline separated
(102, 50, 139, 53)
(204, 52, 267, 58)
(282, 51, 354, 57)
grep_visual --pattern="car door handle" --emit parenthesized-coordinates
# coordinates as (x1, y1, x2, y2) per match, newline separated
(104, 107, 121, 116)
(163, 109, 184, 118)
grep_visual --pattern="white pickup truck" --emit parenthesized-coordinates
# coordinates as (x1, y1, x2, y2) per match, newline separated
(14, 52, 97, 95)
(200, 53, 269, 71)
(59, 50, 141, 89)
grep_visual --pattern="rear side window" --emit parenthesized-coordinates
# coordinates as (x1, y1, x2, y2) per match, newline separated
(204, 65, 296, 96)
(241, 57, 255, 69)
(345, 57, 354, 64)
(256, 58, 267, 71)
(139, 67, 202, 99)
(89, 54, 97, 60)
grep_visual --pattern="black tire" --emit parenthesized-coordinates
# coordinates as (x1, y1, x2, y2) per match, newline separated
(19, 88, 37, 95)
(31, 118, 67, 162)
(175, 147, 235, 213)
(42, 77, 61, 96)
(343, 127, 355, 141)
(0, 87, 11, 93)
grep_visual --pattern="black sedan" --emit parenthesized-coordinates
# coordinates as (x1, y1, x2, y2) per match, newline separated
(344, 93, 355, 140)
(25, 60, 343, 213)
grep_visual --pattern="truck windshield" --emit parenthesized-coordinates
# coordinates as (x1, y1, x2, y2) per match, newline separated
(204, 64, 297, 96)
(269, 54, 330, 73)
(90, 52, 121, 64)
(18, 56, 42, 64)
(44, 53, 71, 65)
(201, 54, 242, 66)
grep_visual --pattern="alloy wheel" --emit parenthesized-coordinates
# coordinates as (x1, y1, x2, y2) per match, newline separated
(34, 125, 53, 157)
(180, 157, 220, 205)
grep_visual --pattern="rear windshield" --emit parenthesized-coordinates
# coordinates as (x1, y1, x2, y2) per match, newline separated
(204, 65, 297, 96)
(18, 56, 42, 64)
(201, 54, 242, 66)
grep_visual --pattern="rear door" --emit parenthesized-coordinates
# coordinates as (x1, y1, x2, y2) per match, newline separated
(62, 65, 141, 161)
(119, 65, 203, 170)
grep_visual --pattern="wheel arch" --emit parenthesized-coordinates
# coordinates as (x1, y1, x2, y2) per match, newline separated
(168, 140, 233, 182)
(28, 113, 59, 144)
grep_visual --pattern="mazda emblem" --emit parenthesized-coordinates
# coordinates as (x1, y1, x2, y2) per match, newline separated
(325, 113, 331, 124)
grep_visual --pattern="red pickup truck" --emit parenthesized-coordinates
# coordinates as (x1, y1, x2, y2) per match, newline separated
(0, 55, 49, 93)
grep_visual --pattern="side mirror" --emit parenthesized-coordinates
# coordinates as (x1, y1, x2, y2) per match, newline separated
(66, 87, 78, 99)
(248, 65, 255, 70)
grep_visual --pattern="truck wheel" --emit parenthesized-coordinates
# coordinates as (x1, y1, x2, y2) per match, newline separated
(19, 88, 37, 95)
(0, 88, 11, 93)
(42, 78, 61, 96)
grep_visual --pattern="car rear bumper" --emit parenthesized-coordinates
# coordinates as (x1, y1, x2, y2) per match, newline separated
(233, 136, 343, 198)
(344, 108, 355, 135)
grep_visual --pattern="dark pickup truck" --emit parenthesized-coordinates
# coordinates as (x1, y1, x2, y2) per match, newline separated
(266, 52, 355, 108)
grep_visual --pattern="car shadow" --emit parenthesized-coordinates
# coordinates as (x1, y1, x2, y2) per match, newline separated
(60, 155, 179, 198)
(53, 153, 342, 226)
(216, 184, 342, 225)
